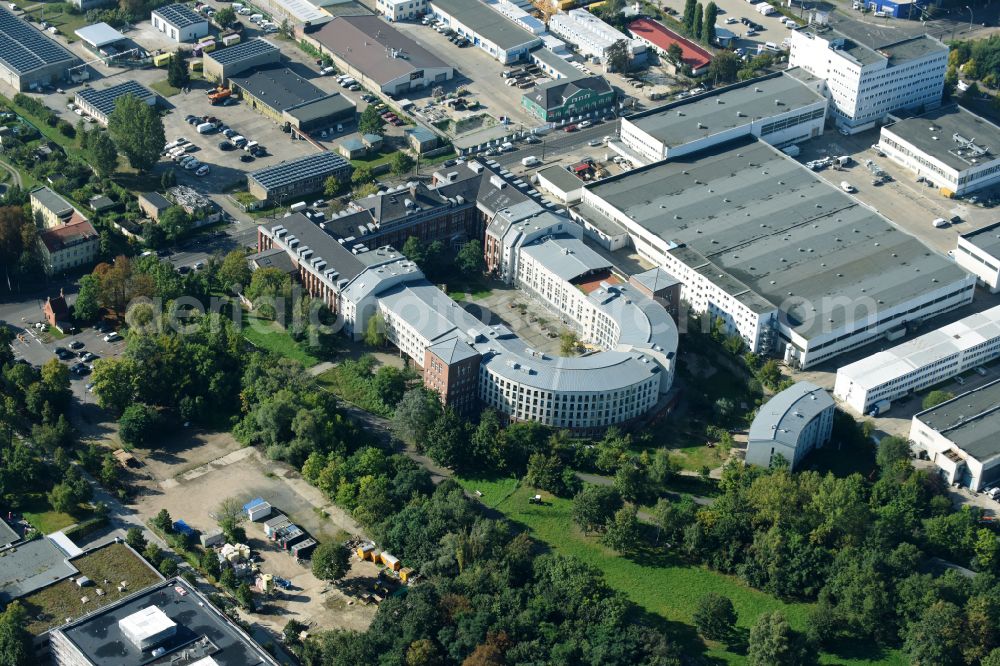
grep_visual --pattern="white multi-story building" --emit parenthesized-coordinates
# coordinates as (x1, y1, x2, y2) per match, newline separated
(909, 379, 1000, 491)
(549, 8, 644, 67)
(878, 105, 1000, 197)
(489, 0, 545, 35)
(789, 24, 947, 134)
(745, 382, 834, 470)
(619, 69, 827, 164)
(575, 137, 976, 368)
(955, 222, 1000, 294)
(834, 304, 1000, 415)
(375, 0, 427, 21)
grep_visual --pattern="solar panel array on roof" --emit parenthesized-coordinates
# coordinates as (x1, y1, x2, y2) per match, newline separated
(249, 152, 350, 190)
(152, 3, 206, 29)
(76, 81, 156, 117)
(206, 37, 278, 65)
(0, 5, 79, 76)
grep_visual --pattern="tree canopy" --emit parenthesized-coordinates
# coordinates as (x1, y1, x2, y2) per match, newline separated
(107, 93, 165, 173)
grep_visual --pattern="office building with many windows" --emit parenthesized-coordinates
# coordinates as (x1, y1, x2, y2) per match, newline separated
(788, 21, 947, 134)
(834, 304, 1000, 415)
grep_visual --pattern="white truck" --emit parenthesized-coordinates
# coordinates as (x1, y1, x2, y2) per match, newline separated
(756, 3, 776, 14)
(521, 156, 540, 167)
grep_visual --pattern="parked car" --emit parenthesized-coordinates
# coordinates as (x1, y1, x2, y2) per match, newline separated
(240, 154, 255, 162)
(69, 340, 84, 350)
(196, 165, 210, 176)
(103, 332, 121, 342)
(563, 124, 578, 132)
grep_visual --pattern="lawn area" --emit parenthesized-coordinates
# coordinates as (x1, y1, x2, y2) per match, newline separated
(315, 359, 395, 417)
(350, 148, 399, 170)
(21, 494, 83, 534)
(462, 480, 903, 665)
(20, 543, 163, 635)
(242, 315, 320, 367)
(151, 79, 182, 98)
(22, 1, 91, 42)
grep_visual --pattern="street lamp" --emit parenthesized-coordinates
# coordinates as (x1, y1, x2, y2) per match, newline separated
(965, 5, 974, 31)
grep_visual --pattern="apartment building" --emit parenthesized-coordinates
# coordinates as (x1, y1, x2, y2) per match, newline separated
(549, 8, 643, 68)
(745, 381, 835, 470)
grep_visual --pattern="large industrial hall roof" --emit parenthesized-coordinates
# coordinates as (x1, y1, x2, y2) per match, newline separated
(0, 5, 79, 76)
(584, 137, 971, 339)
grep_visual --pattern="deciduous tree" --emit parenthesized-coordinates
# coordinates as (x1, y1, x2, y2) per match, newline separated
(693, 593, 737, 642)
(312, 541, 350, 581)
(108, 94, 165, 173)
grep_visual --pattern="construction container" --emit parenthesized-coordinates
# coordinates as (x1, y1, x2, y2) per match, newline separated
(200, 528, 225, 548)
(222, 33, 241, 46)
(399, 567, 414, 583)
(291, 538, 316, 559)
(153, 53, 172, 67)
(357, 543, 376, 560)
(367, 548, 381, 563)
(264, 515, 290, 538)
(188, 58, 203, 72)
(380, 552, 401, 571)
(276, 525, 305, 549)
(243, 498, 272, 522)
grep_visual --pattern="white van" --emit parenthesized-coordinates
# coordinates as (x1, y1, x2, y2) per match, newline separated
(932, 217, 948, 228)
(764, 41, 779, 52)
(500, 141, 514, 152)
(521, 155, 540, 167)
(840, 181, 855, 193)
(244, 140, 259, 152)
(290, 201, 307, 212)
(249, 13, 263, 21)
(196, 122, 215, 134)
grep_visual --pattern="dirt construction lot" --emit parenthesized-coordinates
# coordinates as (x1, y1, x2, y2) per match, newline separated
(130, 431, 377, 634)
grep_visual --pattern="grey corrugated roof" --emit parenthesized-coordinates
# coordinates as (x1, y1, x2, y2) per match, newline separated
(139, 191, 172, 211)
(625, 69, 825, 149)
(230, 66, 326, 112)
(0, 5, 79, 76)
(883, 105, 999, 173)
(530, 47, 582, 79)
(961, 221, 1000, 260)
(431, 0, 541, 51)
(749, 381, 833, 447)
(0, 537, 77, 602)
(916, 378, 1000, 463)
(152, 3, 206, 29)
(314, 16, 450, 86)
(31, 186, 74, 216)
(585, 137, 972, 338)
(285, 92, 355, 124)
(537, 165, 584, 193)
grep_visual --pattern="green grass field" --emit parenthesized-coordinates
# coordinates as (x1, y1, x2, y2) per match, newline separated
(22, 2, 91, 43)
(151, 79, 182, 98)
(242, 317, 320, 367)
(21, 493, 83, 534)
(455, 478, 903, 665)
(20, 543, 162, 635)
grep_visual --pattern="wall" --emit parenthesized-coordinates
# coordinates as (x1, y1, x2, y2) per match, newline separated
(955, 236, 1000, 293)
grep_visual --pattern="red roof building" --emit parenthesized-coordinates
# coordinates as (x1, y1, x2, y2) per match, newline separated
(628, 18, 713, 75)
(37, 219, 100, 276)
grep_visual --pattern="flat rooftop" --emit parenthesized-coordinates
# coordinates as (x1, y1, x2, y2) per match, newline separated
(916, 378, 1000, 463)
(54, 577, 278, 665)
(625, 69, 825, 149)
(837, 304, 1000, 390)
(537, 164, 584, 193)
(205, 37, 278, 66)
(961, 221, 1000, 260)
(74, 22, 125, 48)
(230, 65, 325, 112)
(285, 92, 355, 125)
(431, 0, 541, 50)
(584, 137, 971, 338)
(798, 13, 945, 66)
(248, 151, 350, 191)
(884, 105, 999, 172)
(0, 537, 76, 602)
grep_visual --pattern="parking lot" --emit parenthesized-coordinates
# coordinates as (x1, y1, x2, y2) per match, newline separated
(792, 127, 998, 255)
(389, 19, 541, 129)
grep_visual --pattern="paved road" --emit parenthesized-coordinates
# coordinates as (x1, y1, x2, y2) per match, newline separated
(0, 157, 22, 188)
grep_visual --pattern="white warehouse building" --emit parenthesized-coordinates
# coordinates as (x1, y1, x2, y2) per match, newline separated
(548, 8, 644, 68)
(150, 3, 209, 43)
(878, 105, 1000, 198)
(955, 221, 1000, 294)
(619, 69, 827, 164)
(429, 0, 541, 63)
(909, 378, 1000, 491)
(788, 22, 947, 134)
(745, 381, 835, 471)
(834, 304, 1000, 415)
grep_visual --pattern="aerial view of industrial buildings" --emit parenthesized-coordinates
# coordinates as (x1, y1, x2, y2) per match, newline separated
(2, 0, 1000, 662)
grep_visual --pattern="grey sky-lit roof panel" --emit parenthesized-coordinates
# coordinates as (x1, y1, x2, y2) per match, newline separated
(76, 81, 156, 117)
(152, 3, 206, 29)
(206, 37, 278, 65)
(0, 5, 79, 76)
(249, 152, 351, 190)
